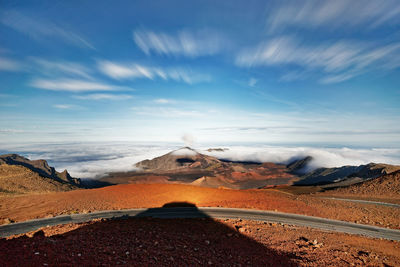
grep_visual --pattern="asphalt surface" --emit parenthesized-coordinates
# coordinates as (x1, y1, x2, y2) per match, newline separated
(1, 207, 400, 241)
(320, 197, 400, 208)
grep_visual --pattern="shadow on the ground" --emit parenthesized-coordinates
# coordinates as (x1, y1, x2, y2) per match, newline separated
(0, 202, 299, 266)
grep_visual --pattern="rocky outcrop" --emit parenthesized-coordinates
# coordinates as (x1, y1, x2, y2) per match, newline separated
(0, 154, 81, 193)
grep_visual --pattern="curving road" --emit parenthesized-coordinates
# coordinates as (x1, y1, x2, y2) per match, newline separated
(319, 197, 400, 208)
(1, 207, 400, 241)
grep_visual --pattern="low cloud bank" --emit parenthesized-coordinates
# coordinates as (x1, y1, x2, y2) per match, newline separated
(1, 142, 399, 178)
(0, 142, 176, 178)
(201, 146, 400, 172)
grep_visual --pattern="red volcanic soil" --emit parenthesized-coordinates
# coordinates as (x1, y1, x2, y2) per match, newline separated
(1, 218, 399, 266)
(1, 184, 400, 229)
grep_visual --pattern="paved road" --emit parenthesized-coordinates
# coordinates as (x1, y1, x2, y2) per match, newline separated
(320, 197, 400, 208)
(1, 207, 400, 241)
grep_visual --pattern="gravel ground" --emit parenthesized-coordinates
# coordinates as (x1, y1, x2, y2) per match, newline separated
(1, 217, 399, 266)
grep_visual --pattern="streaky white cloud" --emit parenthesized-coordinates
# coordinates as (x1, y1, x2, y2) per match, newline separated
(1, 10, 94, 49)
(0, 57, 22, 71)
(320, 73, 358, 84)
(267, 0, 400, 31)
(132, 106, 204, 118)
(31, 58, 92, 79)
(98, 60, 210, 84)
(0, 128, 25, 134)
(154, 98, 175, 104)
(98, 61, 154, 80)
(236, 36, 400, 83)
(74, 93, 133, 100)
(53, 104, 76, 109)
(30, 79, 118, 92)
(133, 29, 223, 57)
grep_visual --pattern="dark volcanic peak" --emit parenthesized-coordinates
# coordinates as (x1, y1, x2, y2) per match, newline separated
(135, 147, 221, 171)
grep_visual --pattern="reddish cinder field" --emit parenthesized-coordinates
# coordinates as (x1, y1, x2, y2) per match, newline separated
(1, 218, 399, 266)
(1, 183, 399, 229)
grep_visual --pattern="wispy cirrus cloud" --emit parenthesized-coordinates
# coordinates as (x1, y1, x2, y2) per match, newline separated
(73, 93, 133, 101)
(0, 57, 22, 71)
(0, 128, 25, 134)
(31, 58, 92, 79)
(267, 0, 400, 32)
(1, 10, 94, 49)
(30, 79, 120, 92)
(236, 36, 400, 83)
(98, 61, 154, 80)
(154, 98, 175, 104)
(131, 106, 204, 118)
(98, 60, 210, 84)
(133, 29, 224, 57)
(53, 104, 77, 109)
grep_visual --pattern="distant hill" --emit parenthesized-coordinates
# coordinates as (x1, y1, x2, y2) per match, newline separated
(102, 147, 298, 189)
(0, 154, 81, 194)
(135, 147, 222, 171)
(295, 163, 400, 186)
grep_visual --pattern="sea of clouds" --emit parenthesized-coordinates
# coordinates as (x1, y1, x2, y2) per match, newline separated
(1, 142, 400, 179)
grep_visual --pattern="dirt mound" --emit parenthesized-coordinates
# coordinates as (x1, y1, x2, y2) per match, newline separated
(0, 164, 78, 194)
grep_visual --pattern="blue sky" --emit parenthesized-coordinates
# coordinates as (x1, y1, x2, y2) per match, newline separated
(1, 0, 400, 147)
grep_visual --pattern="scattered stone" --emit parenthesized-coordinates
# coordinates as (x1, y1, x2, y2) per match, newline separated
(34, 252, 40, 255)
(358, 250, 369, 256)
(3, 218, 14, 224)
(299, 236, 309, 242)
(33, 230, 45, 238)
(205, 240, 210, 245)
